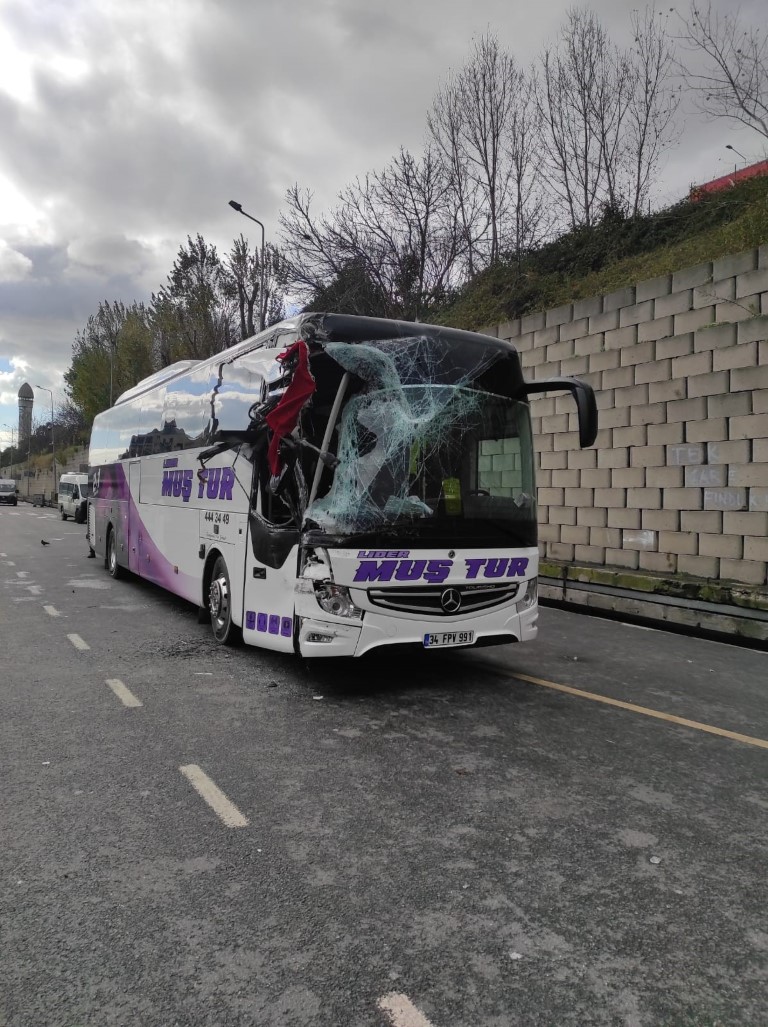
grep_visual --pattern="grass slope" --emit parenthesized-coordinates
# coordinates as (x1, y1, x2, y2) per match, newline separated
(438, 176, 768, 331)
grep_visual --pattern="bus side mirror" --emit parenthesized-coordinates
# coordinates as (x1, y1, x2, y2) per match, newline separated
(518, 376, 598, 448)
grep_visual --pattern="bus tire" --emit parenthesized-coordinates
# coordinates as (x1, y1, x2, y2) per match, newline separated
(106, 527, 125, 580)
(208, 555, 241, 646)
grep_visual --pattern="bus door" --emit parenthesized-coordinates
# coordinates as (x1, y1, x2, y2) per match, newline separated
(128, 460, 142, 575)
(241, 544, 297, 654)
(240, 474, 298, 655)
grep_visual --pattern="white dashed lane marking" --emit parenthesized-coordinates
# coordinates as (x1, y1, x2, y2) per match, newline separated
(106, 678, 143, 708)
(43, 605, 60, 617)
(179, 765, 249, 829)
(378, 993, 437, 1027)
(67, 633, 90, 651)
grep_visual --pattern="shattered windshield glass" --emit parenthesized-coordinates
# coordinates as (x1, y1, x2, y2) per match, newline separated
(305, 336, 536, 546)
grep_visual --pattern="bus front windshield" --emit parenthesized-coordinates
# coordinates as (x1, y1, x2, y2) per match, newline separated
(305, 384, 537, 548)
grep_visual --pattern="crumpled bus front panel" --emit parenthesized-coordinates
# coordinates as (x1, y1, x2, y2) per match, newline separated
(296, 546, 539, 657)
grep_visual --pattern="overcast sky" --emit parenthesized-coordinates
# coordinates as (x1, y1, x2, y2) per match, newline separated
(0, 0, 765, 448)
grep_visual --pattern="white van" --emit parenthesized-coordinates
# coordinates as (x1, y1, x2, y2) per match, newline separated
(0, 478, 18, 506)
(59, 473, 89, 522)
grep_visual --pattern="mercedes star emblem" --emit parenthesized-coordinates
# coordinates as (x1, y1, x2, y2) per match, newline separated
(441, 588, 462, 614)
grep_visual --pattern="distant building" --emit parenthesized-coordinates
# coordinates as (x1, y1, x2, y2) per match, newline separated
(123, 420, 188, 459)
(18, 383, 33, 443)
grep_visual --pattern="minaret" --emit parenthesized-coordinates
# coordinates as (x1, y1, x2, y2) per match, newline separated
(18, 383, 33, 443)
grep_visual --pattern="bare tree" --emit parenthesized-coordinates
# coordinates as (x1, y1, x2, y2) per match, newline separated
(260, 244, 291, 328)
(280, 146, 462, 320)
(677, 1, 768, 141)
(340, 147, 462, 318)
(538, 10, 628, 229)
(222, 235, 289, 339)
(429, 33, 544, 267)
(428, 77, 486, 276)
(624, 7, 680, 215)
(505, 71, 549, 263)
(538, 7, 678, 229)
(595, 42, 636, 215)
(223, 234, 260, 340)
(280, 185, 355, 303)
(150, 235, 235, 363)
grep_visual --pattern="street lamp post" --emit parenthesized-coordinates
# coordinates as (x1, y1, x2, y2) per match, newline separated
(725, 144, 747, 162)
(2, 424, 15, 473)
(109, 339, 115, 407)
(35, 385, 56, 503)
(228, 200, 266, 332)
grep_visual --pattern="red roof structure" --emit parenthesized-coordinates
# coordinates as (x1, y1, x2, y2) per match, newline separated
(690, 159, 768, 201)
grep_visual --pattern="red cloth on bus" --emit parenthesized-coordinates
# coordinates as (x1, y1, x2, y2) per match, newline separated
(266, 340, 316, 476)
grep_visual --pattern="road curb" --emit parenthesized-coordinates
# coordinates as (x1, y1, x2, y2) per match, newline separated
(540, 574, 768, 649)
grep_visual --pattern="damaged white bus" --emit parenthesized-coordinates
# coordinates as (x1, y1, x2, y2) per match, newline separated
(88, 313, 597, 657)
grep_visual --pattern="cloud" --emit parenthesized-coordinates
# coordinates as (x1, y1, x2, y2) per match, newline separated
(66, 235, 157, 279)
(0, 239, 32, 282)
(0, 355, 31, 408)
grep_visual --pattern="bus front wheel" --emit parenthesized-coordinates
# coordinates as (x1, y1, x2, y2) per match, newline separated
(209, 556, 241, 646)
(106, 528, 124, 580)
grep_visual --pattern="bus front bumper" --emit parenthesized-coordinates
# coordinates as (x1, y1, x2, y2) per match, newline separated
(297, 604, 538, 658)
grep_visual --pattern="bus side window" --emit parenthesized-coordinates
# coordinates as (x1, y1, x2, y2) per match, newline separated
(259, 482, 296, 526)
(251, 438, 297, 528)
(247, 438, 301, 570)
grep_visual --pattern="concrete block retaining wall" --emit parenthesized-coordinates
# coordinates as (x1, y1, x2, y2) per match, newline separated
(3, 447, 89, 503)
(486, 244, 768, 591)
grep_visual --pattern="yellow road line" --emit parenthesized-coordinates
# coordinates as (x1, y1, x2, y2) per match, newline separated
(508, 671, 768, 751)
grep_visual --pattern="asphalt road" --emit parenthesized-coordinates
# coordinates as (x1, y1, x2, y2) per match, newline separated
(1, 503, 766, 1027)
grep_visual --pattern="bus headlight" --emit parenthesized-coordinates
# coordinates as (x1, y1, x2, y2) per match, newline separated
(519, 577, 538, 610)
(314, 581, 362, 620)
